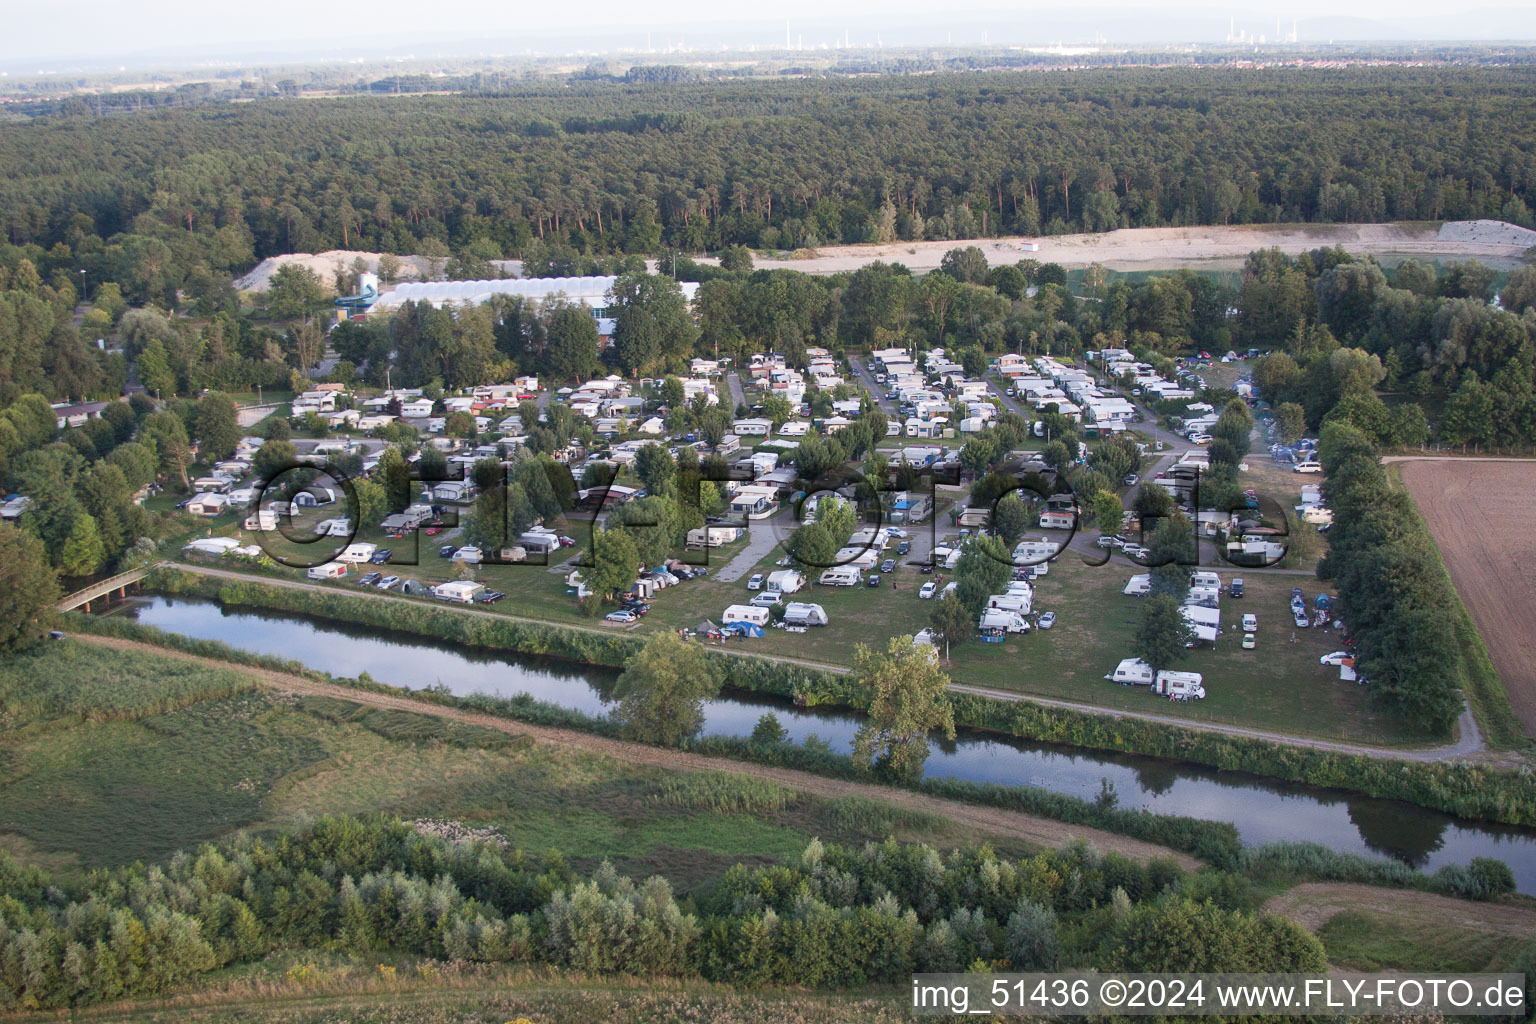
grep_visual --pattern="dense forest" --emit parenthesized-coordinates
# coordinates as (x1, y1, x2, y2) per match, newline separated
(2, 66, 1535, 305)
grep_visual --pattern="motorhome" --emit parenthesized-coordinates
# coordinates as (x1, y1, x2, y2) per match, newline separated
(1154, 671, 1206, 700)
(783, 602, 829, 627)
(765, 570, 805, 594)
(1013, 539, 1060, 563)
(818, 566, 861, 587)
(979, 608, 1030, 634)
(1123, 574, 1152, 596)
(306, 561, 348, 581)
(1190, 571, 1221, 590)
(722, 604, 771, 627)
(1107, 658, 1155, 686)
(987, 592, 1032, 615)
(1185, 585, 1221, 608)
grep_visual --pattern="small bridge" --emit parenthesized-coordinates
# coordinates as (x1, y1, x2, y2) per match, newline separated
(58, 564, 160, 612)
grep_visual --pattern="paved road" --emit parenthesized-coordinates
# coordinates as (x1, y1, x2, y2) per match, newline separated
(850, 356, 898, 417)
(165, 561, 1481, 761)
(725, 371, 746, 411)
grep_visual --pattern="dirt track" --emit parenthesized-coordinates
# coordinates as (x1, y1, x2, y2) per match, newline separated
(78, 634, 1198, 868)
(1263, 882, 1536, 938)
(1398, 460, 1536, 733)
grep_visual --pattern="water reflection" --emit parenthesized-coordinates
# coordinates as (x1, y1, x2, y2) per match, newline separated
(107, 594, 1536, 893)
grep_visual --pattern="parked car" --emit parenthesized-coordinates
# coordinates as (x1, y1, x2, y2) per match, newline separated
(605, 610, 637, 623)
(886, 528, 907, 538)
(749, 592, 782, 608)
(370, 549, 393, 564)
(747, 573, 764, 590)
(475, 591, 506, 604)
(880, 559, 896, 573)
(1294, 611, 1311, 628)
(1124, 473, 1139, 486)
(1242, 633, 1256, 649)
(357, 571, 383, 586)
(1230, 578, 1245, 598)
(376, 575, 401, 590)
(919, 581, 937, 599)
(1319, 651, 1352, 665)
(1242, 613, 1258, 632)
(557, 535, 576, 547)
(897, 540, 911, 555)
(47, 630, 66, 640)
(438, 545, 456, 558)
(866, 573, 881, 587)
(1122, 544, 1149, 560)
(1038, 611, 1056, 630)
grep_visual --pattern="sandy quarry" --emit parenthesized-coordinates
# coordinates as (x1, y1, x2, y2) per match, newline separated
(743, 219, 1536, 276)
(236, 220, 1536, 292)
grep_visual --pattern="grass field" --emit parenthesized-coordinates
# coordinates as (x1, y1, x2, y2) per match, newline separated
(0, 643, 1033, 885)
(1319, 909, 1522, 972)
(6, 963, 908, 1024)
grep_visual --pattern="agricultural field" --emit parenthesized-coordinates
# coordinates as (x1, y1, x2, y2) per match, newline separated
(1398, 459, 1536, 734)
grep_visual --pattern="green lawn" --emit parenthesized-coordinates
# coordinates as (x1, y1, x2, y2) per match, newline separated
(1319, 909, 1523, 972)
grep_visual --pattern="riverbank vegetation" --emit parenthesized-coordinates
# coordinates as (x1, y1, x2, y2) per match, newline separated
(113, 573, 1536, 829)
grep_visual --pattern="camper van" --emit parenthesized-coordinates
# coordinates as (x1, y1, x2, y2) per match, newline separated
(722, 604, 771, 627)
(1107, 658, 1155, 686)
(1123, 574, 1152, 596)
(1190, 571, 1221, 590)
(987, 592, 1032, 615)
(1013, 539, 1060, 563)
(307, 561, 348, 581)
(783, 602, 829, 627)
(979, 608, 1030, 634)
(818, 566, 861, 587)
(765, 570, 805, 594)
(1154, 670, 1206, 700)
(1185, 585, 1221, 608)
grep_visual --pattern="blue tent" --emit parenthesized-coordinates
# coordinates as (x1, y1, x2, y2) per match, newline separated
(1314, 593, 1333, 609)
(722, 622, 765, 638)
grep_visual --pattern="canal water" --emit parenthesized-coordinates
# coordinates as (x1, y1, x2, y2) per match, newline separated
(109, 594, 1536, 892)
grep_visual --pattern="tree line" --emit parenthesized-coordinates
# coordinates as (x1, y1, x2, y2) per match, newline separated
(0, 813, 1330, 1010)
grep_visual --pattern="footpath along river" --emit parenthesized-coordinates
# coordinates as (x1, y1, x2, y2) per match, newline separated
(109, 594, 1536, 892)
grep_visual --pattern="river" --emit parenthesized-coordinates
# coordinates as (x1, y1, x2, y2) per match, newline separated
(108, 594, 1536, 892)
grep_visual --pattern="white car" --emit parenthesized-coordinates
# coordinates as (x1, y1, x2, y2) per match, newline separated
(1319, 651, 1352, 665)
(1293, 462, 1323, 474)
(1242, 613, 1258, 632)
(749, 592, 782, 608)
(605, 610, 636, 623)
(913, 628, 936, 646)
(1038, 612, 1056, 630)
(1121, 544, 1149, 560)
(886, 528, 907, 538)
(919, 581, 937, 599)
(746, 573, 764, 590)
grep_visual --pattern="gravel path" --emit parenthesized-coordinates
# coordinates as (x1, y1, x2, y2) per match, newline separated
(78, 634, 1199, 868)
(1263, 882, 1536, 938)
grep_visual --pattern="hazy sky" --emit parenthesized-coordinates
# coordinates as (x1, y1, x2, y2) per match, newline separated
(11, 0, 1536, 65)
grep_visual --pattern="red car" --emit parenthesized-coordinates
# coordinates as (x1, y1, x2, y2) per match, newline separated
(425, 527, 442, 536)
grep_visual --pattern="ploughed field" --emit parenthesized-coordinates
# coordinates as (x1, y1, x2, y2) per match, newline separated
(1398, 460, 1536, 733)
